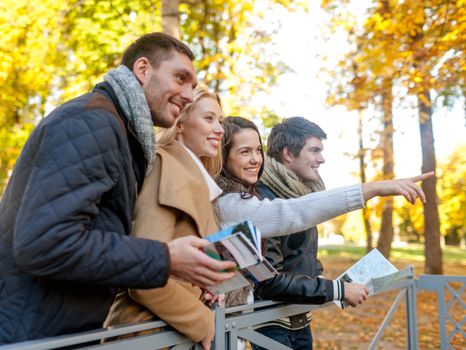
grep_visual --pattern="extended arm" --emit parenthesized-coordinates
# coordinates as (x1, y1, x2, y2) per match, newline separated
(218, 184, 364, 238)
(255, 273, 343, 304)
(218, 172, 433, 239)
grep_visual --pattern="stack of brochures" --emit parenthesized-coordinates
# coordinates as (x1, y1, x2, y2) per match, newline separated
(204, 220, 278, 295)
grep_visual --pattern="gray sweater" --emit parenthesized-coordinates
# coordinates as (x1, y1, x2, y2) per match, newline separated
(217, 183, 365, 238)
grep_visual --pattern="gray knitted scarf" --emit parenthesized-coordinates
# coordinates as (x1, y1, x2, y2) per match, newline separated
(260, 156, 325, 199)
(104, 65, 156, 173)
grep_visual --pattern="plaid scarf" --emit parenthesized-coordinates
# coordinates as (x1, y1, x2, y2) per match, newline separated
(104, 65, 156, 173)
(260, 156, 325, 199)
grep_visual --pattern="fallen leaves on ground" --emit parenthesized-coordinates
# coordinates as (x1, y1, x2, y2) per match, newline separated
(312, 257, 466, 350)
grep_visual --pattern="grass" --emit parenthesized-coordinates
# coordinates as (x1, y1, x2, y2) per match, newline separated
(319, 243, 466, 266)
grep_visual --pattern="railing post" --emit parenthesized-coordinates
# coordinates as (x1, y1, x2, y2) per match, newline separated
(213, 306, 225, 350)
(418, 274, 466, 350)
(405, 280, 419, 350)
(436, 282, 449, 349)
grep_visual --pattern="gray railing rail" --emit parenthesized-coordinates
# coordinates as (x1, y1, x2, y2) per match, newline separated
(1, 273, 464, 350)
(418, 274, 466, 350)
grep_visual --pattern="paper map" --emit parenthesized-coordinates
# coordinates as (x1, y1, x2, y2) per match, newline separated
(335, 249, 413, 308)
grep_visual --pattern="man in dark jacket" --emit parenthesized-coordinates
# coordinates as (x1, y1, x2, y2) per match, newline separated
(0, 32, 235, 344)
(254, 117, 369, 349)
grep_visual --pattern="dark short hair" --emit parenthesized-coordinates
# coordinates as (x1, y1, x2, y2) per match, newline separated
(267, 117, 327, 162)
(121, 32, 194, 70)
(220, 116, 265, 198)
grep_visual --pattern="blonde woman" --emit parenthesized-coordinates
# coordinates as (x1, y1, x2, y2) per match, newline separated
(104, 86, 227, 350)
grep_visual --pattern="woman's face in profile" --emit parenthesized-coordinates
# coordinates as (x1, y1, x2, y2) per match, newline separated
(226, 128, 263, 185)
(176, 97, 224, 158)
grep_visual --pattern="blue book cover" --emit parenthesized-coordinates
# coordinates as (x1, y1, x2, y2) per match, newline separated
(206, 220, 257, 247)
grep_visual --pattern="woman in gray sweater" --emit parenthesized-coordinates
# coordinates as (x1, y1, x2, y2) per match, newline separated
(215, 116, 432, 237)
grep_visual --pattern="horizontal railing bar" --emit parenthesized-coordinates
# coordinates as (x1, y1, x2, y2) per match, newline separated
(224, 300, 278, 313)
(3, 274, 466, 349)
(418, 275, 466, 290)
(225, 302, 333, 329)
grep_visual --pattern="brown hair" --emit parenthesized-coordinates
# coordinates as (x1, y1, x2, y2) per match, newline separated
(121, 32, 194, 70)
(267, 117, 327, 162)
(219, 116, 265, 199)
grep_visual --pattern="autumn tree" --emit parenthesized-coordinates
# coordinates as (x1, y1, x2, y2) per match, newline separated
(0, 0, 309, 192)
(176, 0, 307, 125)
(437, 144, 466, 245)
(320, 8, 392, 254)
(162, 0, 179, 38)
(322, 0, 465, 273)
(0, 1, 69, 190)
(390, 0, 464, 274)
(0, 0, 163, 192)
(357, 111, 374, 251)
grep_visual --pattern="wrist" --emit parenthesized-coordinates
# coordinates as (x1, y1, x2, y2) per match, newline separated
(361, 182, 375, 202)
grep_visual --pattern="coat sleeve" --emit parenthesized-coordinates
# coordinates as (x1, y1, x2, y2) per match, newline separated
(256, 237, 343, 304)
(255, 273, 344, 304)
(129, 280, 214, 343)
(12, 109, 169, 288)
(218, 185, 364, 238)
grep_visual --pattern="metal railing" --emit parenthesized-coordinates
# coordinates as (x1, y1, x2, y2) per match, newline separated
(1, 272, 465, 350)
(418, 275, 466, 350)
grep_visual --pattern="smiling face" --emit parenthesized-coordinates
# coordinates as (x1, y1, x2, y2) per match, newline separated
(226, 128, 263, 185)
(285, 136, 325, 182)
(137, 51, 197, 128)
(176, 96, 224, 159)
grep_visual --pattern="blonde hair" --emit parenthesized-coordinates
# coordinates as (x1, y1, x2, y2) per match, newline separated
(157, 86, 223, 177)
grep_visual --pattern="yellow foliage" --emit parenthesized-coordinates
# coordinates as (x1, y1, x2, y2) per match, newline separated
(438, 144, 466, 236)
(0, 0, 164, 191)
(0, 0, 307, 191)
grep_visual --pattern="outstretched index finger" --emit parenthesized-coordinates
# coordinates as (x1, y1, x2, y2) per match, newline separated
(410, 171, 435, 183)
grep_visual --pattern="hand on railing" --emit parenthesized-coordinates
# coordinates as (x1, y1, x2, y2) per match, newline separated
(343, 282, 369, 307)
(200, 326, 215, 350)
(201, 290, 225, 307)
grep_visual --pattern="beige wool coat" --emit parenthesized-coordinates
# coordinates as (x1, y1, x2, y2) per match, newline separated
(104, 142, 219, 343)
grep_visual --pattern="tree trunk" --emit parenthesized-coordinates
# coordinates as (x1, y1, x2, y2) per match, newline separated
(162, 0, 180, 39)
(376, 79, 395, 258)
(418, 89, 443, 274)
(358, 111, 373, 252)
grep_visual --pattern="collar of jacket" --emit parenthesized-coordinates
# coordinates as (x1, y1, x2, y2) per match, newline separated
(157, 142, 214, 237)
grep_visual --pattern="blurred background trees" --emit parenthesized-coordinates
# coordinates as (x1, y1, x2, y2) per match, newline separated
(1, 0, 464, 274)
(321, 0, 465, 274)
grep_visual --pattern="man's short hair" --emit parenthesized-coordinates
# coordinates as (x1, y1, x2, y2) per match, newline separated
(267, 116, 327, 162)
(121, 32, 194, 70)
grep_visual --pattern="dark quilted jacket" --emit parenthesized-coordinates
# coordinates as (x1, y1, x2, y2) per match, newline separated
(0, 83, 169, 343)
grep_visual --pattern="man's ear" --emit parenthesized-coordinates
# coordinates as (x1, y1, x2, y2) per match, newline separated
(132, 57, 151, 85)
(282, 147, 294, 164)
